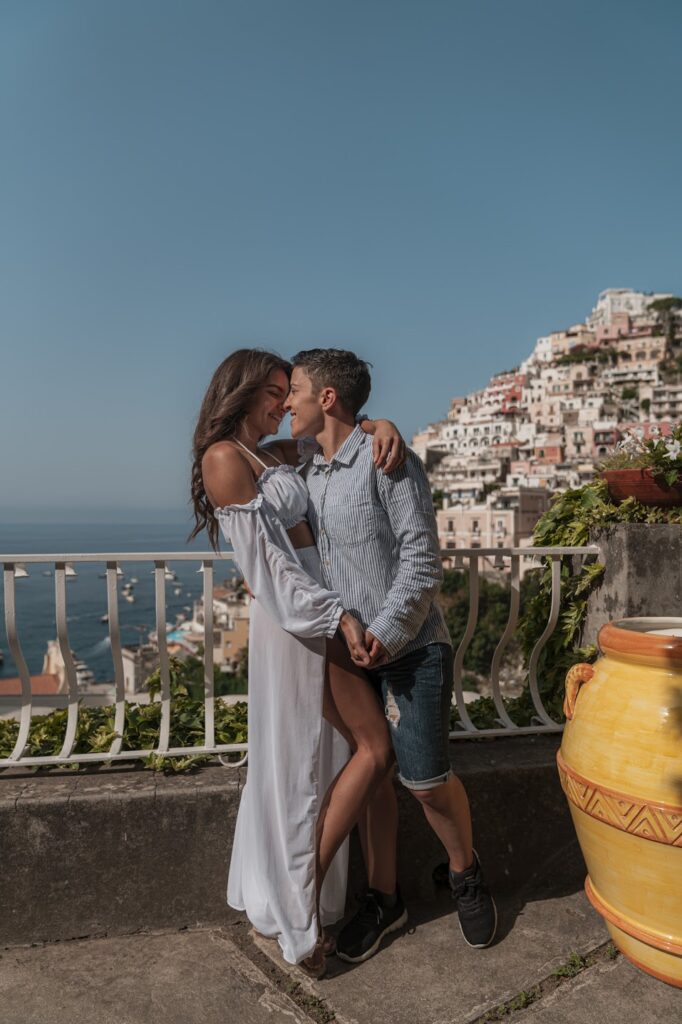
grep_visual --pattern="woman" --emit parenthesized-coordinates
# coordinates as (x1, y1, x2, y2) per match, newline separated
(190, 349, 402, 976)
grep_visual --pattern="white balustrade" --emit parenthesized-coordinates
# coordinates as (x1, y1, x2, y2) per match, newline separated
(0, 545, 600, 767)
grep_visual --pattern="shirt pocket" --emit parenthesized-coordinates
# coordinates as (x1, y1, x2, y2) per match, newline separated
(323, 499, 382, 547)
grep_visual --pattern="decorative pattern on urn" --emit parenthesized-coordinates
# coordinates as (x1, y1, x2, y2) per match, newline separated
(557, 753, 682, 848)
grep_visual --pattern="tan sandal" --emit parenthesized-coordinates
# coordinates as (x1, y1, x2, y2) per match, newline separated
(298, 940, 327, 979)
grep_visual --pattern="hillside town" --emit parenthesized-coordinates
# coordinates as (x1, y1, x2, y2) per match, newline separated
(4, 287, 680, 709)
(120, 579, 251, 698)
(411, 288, 682, 564)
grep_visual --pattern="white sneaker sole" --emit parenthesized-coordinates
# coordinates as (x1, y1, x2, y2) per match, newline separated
(336, 908, 409, 964)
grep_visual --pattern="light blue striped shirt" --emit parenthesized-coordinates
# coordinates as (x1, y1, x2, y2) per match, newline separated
(302, 427, 451, 661)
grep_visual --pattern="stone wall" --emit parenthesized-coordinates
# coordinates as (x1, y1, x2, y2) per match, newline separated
(583, 524, 682, 646)
(0, 736, 583, 947)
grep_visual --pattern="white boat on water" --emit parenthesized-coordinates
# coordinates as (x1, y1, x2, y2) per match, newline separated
(100, 614, 109, 624)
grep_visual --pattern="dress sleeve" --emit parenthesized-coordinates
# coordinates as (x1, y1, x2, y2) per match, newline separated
(215, 496, 343, 639)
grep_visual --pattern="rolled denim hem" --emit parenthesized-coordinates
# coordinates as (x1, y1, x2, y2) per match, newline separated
(398, 767, 453, 791)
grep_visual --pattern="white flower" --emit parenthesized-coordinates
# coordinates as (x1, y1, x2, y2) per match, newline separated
(618, 435, 642, 455)
(650, 426, 661, 437)
(634, 427, 645, 439)
(664, 439, 682, 460)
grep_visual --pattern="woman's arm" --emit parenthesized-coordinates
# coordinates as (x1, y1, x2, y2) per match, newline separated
(264, 419, 407, 471)
(203, 443, 369, 660)
(362, 418, 407, 472)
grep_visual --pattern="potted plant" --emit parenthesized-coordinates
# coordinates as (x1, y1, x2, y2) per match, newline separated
(600, 424, 682, 506)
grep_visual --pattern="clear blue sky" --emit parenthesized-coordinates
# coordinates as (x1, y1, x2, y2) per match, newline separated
(2, 0, 681, 523)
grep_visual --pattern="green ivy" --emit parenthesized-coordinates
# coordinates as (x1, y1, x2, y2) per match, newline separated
(0, 657, 248, 772)
(452, 477, 682, 730)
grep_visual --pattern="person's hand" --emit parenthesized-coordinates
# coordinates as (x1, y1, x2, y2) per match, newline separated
(365, 630, 389, 668)
(371, 420, 407, 474)
(339, 611, 371, 667)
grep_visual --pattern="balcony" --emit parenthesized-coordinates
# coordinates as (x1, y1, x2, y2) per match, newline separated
(1, 537, 679, 1021)
(0, 544, 603, 762)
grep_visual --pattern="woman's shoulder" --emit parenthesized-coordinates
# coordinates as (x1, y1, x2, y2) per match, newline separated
(202, 440, 249, 473)
(202, 442, 256, 507)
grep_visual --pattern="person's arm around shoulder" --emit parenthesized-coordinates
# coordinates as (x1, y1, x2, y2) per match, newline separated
(266, 418, 406, 471)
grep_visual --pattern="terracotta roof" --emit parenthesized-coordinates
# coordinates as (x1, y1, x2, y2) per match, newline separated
(0, 673, 61, 695)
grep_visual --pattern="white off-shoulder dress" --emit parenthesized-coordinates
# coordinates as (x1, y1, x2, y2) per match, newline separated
(214, 455, 350, 965)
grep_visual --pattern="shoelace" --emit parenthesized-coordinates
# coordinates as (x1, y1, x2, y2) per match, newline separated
(356, 891, 383, 927)
(451, 869, 486, 909)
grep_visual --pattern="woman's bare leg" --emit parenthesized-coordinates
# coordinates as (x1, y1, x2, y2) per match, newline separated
(357, 776, 399, 895)
(315, 637, 394, 899)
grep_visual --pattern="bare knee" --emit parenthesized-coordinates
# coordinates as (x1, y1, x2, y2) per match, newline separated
(358, 737, 394, 777)
(409, 777, 452, 808)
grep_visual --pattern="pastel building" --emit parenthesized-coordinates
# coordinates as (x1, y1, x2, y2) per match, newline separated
(437, 488, 552, 573)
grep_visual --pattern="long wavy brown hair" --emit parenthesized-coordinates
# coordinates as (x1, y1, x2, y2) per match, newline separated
(189, 349, 291, 550)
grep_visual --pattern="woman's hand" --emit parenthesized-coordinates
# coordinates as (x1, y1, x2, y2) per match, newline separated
(339, 611, 371, 667)
(360, 419, 407, 473)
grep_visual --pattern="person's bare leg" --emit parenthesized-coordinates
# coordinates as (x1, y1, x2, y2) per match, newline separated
(357, 777, 398, 895)
(411, 774, 473, 872)
(315, 637, 394, 895)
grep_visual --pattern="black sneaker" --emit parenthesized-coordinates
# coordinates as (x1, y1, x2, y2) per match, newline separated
(336, 888, 408, 964)
(449, 851, 497, 948)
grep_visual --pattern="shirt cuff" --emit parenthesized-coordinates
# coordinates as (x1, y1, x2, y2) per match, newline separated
(367, 614, 409, 658)
(326, 602, 345, 639)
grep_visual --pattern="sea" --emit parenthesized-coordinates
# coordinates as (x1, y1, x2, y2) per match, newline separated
(0, 522, 237, 683)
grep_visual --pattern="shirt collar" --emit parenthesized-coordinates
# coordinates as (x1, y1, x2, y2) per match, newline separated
(312, 425, 365, 469)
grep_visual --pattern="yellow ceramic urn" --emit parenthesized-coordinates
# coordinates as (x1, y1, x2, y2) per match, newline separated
(559, 617, 682, 988)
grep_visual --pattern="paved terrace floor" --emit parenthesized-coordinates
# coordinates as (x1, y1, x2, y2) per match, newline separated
(3, 888, 679, 1024)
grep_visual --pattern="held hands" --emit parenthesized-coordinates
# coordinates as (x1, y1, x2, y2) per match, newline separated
(339, 612, 371, 667)
(339, 614, 389, 669)
(364, 630, 389, 668)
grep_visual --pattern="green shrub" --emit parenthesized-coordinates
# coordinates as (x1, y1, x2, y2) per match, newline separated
(0, 657, 248, 772)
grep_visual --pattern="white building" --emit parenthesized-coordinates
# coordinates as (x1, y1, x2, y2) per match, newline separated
(587, 288, 672, 330)
(651, 383, 682, 423)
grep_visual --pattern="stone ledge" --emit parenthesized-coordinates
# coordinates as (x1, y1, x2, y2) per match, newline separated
(0, 735, 583, 947)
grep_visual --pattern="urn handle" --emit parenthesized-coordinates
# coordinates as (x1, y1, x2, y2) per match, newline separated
(563, 663, 595, 720)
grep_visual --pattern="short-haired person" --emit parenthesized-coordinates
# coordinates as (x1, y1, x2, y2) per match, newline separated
(285, 349, 497, 962)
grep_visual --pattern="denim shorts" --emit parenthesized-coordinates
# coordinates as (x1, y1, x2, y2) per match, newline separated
(368, 642, 454, 790)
